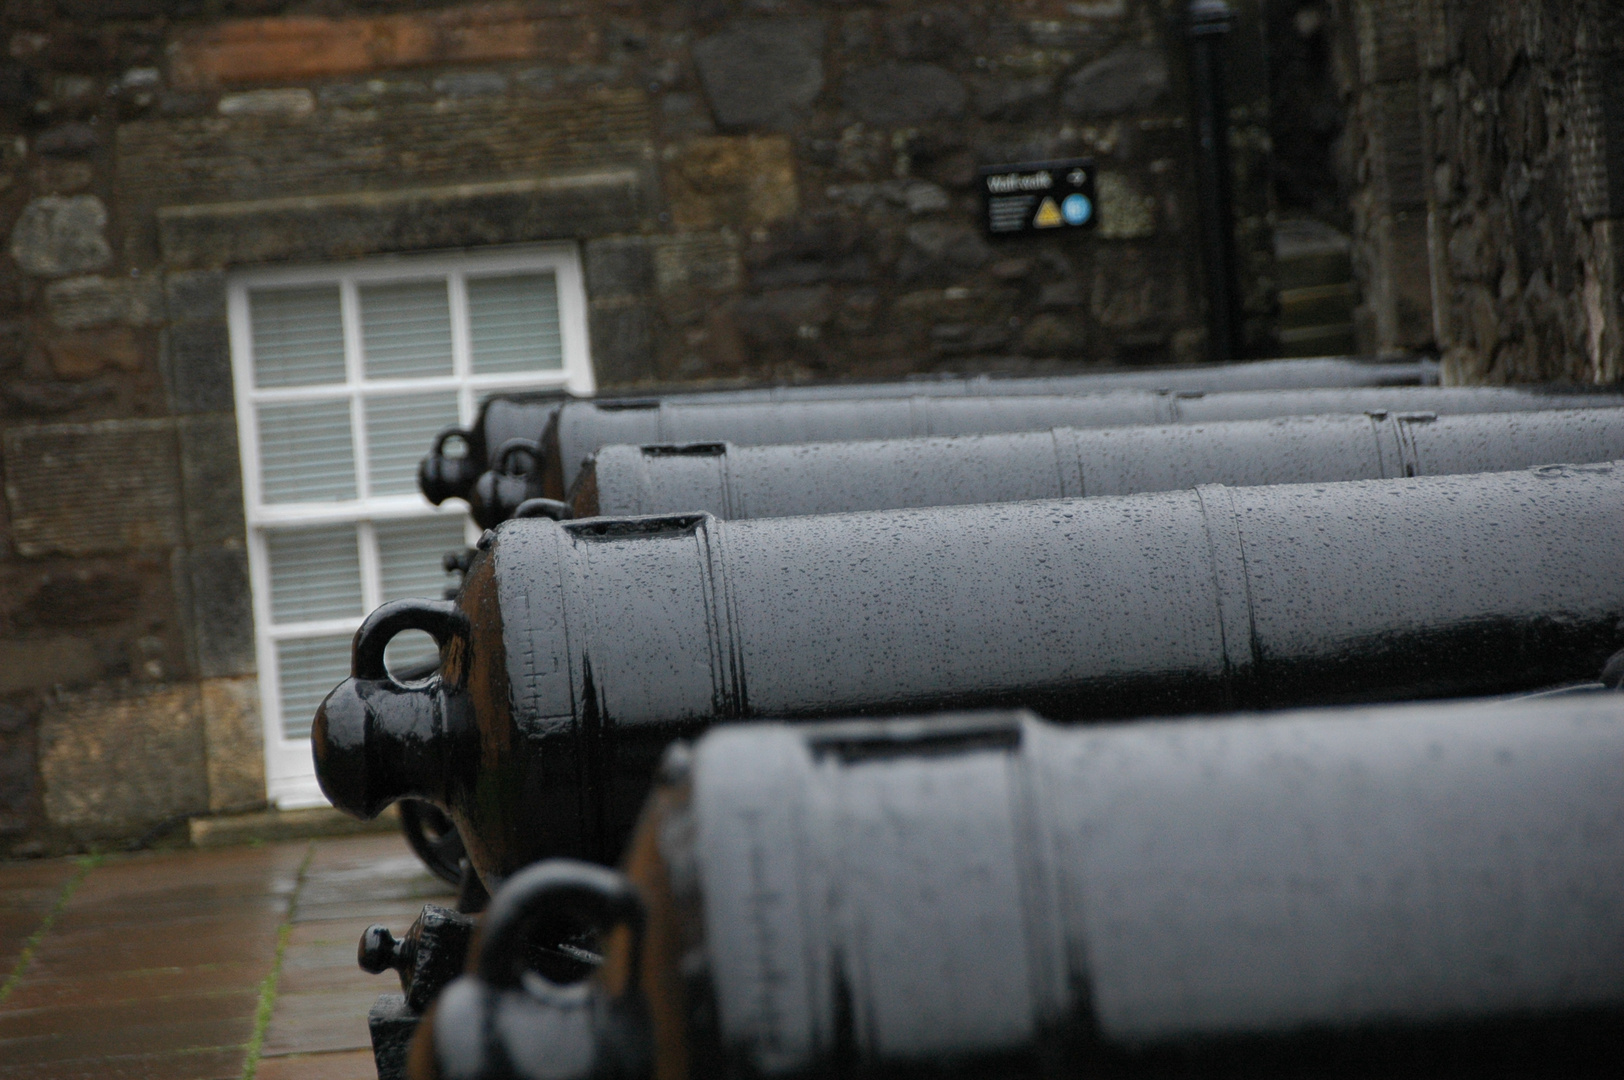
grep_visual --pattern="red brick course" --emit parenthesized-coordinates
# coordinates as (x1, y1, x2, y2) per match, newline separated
(167, 3, 601, 90)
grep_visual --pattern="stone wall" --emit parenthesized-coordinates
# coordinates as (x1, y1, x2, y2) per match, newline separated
(1335, 0, 1433, 353)
(0, 0, 1272, 854)
(1334, 0, 1624, 383)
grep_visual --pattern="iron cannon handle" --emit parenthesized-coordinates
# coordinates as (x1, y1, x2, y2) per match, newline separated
(430, 425, 474, 459)
(419, 426, 480, 505)
(351, 598, 471, 686)
(477, 860, 646, 996)
(493, 437, 542, 476)
(514, 498, 571, 520)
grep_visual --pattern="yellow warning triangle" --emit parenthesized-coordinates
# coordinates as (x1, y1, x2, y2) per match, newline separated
(1033, 196, 1063, 228)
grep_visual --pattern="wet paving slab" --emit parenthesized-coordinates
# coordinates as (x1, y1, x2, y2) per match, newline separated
(0, 832, 453, 1080)
(0, 859, 83, 981)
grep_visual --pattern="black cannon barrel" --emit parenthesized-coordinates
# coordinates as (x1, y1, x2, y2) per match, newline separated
(573, 407, 1624, 519)
(420, 697, 1624, 1080)
(418, 391, 569, 506)
(313, 462, 1624, 884)
(531, 386, 1623, 506)
(420, 358, 1440, 505)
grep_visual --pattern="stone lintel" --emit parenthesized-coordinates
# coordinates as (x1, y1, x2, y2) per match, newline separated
(157, 172, 648, 269)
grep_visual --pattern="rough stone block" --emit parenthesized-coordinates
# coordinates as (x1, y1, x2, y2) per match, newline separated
(653, 233, 742, 294)
(38, 681, 208, 832)
(1010, 0, 1125, 17)
(316, 77, 433, 108)
(176, 413, 247, 547)
(734, 286, 833, 348)
(217, 88, 316, 117)
(169, 6, 601, 90)
(746, 214, 871, 288)
(893, 286, 1019, 325)
(200, 676, 264, 812)
(886, 7, 972, 62)
(1095, 172, 1157, 239)
(32, 159, 95, 196)
(974, 75, 1057, 121)
(34, 122, 101, 158)
(896, 222, 990, 282)
(45, 328, 147, 379)
(8, 196, 112, 278)
(665, 136, 798, 232)
(1060, 46, 1169, 116)
(160, 321, 234, 414)
(0, 637, 101, 696)
(433, 71, 510, 99)
(1091, 249, 1167, 331)
(164, 269, 227, 324)
(1019, 312, 1089, 356)
(0, 704, 32, 835)
(0, 378, 117, 416)
(179, 546, 257, 679)
(840, 63, 967, 127)
(658, 92, 716, 137)
(43, 274, 164, 329)
(0, 320, 25, 368)
(583, 236, 653, 299)
(693, 18, 824, 130)
(2, 419, 184, 557)
(156, 172, 647, 270)
(588, 302, 653, 385)
(13, 565, 145, 628)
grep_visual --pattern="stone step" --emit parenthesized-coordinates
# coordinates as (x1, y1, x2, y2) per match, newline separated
(1273, 216, 1354, 291)
(1279, 281, 1358, 328)
(1277, 247, 1354, 291)
(1277, 322, 1359, 357)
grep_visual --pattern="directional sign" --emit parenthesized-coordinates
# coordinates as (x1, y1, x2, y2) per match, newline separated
(979, 159, 1097, 237)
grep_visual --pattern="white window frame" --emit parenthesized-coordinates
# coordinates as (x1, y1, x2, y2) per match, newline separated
(227, 243, 595, 807)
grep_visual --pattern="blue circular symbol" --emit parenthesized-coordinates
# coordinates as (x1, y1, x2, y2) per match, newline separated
(1061, 193, 1093, 226)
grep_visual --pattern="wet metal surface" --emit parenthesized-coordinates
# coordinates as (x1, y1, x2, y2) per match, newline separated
(538, 386, 1624, 501)
(314, 462, 1624, 885)
(430, 698, 1624, 1080)
(420, 358, 1442, 505)
(576, 408, 1624, 519)
(0, 834, 451, 1080)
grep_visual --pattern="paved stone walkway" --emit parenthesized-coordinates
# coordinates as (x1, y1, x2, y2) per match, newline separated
(0, 833, 451, 1079)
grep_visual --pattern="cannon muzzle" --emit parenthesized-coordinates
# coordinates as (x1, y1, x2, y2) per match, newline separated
(313, 598, 472, 819)
(418, 428, 483, 506)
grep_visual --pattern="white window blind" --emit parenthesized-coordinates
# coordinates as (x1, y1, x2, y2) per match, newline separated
(229, 245, 594, 807)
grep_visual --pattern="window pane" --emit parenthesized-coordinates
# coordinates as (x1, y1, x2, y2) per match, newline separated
(366, 392, 460, 496)
(376, 516, 468, 602)
(264, 525, 362, 623)
(467, 272, 563, 373)
(360, 280, 454, 379)
(250, 285, 346, 387)
(257, 399, 356, 503)
(276, 635, 354, 740)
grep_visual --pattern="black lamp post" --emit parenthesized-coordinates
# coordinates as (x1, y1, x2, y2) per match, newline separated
(1187, 0, 1243, 363)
